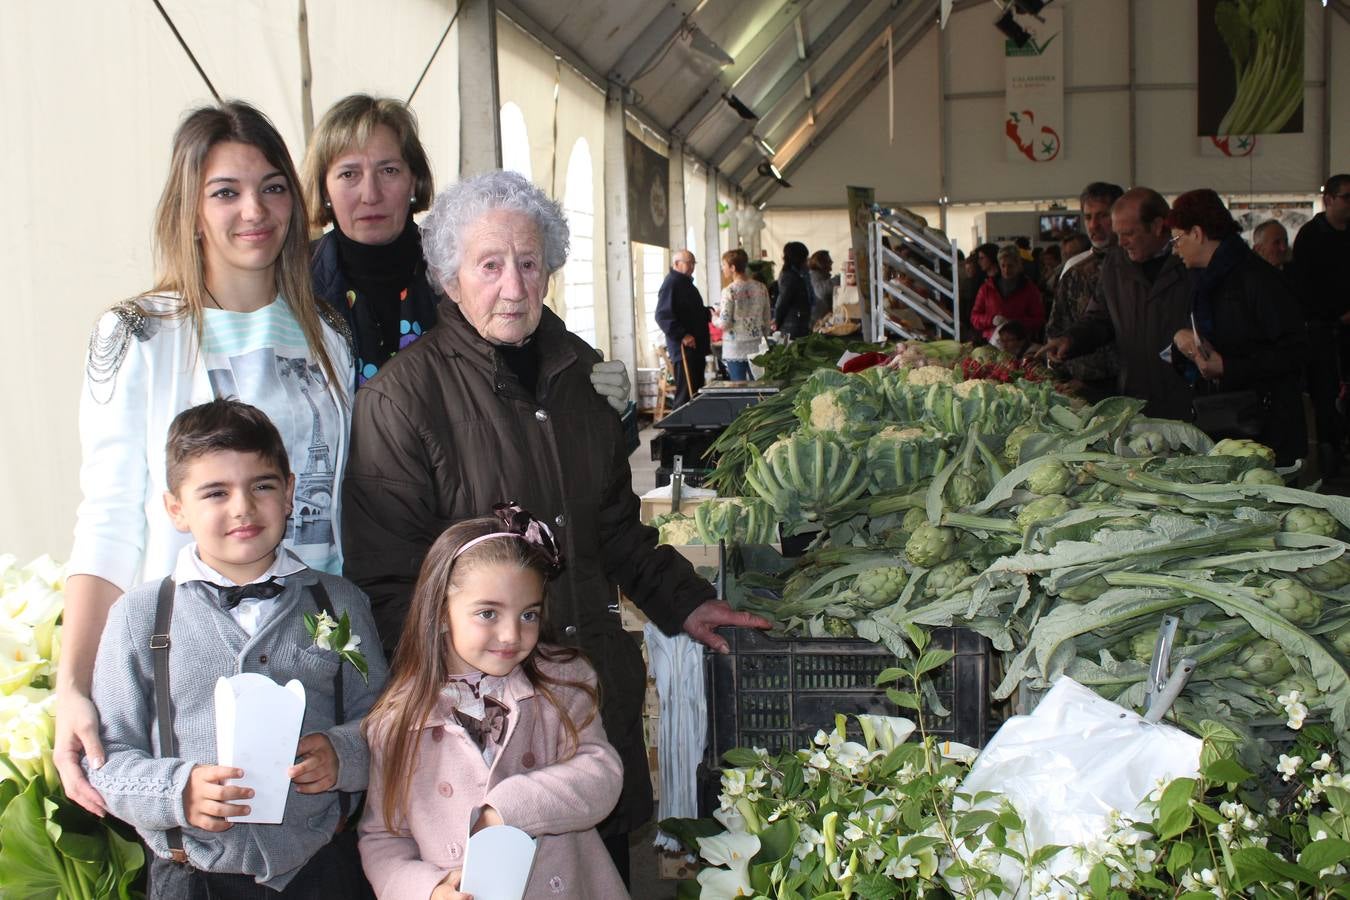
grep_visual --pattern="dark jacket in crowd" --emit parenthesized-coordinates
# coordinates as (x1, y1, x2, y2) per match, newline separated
(775, 265, 813, 338)
(1292, 211, 1350, 325)
(341, 299, 715, 833)
(655, 268, 711, 355)
(1179, 239, 1308, 465)
(1066, 247, 1193, 420)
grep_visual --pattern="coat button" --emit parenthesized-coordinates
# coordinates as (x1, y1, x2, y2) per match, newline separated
(448, 842, 462, 859)
(535, 409, 549, 422)
(521, 752, 536, 769)
(563, 624, 577, 637)
(554, 514, 566, 527)
(431, 726, 445, 743)
(438, 781, 454, 798)
(549, 875, 565, 893)
(259, 653, 268, 664)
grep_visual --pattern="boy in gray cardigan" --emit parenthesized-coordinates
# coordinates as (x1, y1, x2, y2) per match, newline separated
(88, 399, 388, 897)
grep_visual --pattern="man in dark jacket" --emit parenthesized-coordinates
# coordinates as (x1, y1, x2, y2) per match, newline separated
(1293, 174, 1350, 466)
(656, 249, 711, 408)
(1044, 187, 1192, 420)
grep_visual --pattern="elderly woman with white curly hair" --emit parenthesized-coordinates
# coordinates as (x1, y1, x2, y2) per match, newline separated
(341, 170, 767, 885)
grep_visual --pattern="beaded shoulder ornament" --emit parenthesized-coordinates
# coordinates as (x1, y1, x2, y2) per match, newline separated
(85, 300, 161, 405)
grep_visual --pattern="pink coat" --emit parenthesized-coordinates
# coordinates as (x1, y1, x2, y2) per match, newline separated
(359, 654, 629, 899)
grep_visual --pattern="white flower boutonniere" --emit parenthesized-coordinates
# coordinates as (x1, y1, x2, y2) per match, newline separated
(303, 610, 370, 683)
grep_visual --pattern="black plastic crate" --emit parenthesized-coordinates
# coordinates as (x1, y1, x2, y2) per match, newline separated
(655, 466, 713, 489)
(704, 626, 995, 762)
(650, 429, 722, 467)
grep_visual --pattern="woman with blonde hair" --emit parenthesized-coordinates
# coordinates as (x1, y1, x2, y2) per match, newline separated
(56, 100, 354, 816)
(302, 94, 439, 385)
(718, 248, 771, 381)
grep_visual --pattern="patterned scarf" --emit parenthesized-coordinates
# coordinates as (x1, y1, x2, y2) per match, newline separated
(442, 673, 511, 765)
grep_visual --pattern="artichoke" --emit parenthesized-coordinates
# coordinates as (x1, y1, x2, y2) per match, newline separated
(1210, 438, 1276, 464)
(1026, 461, 1073, 495)
(1126, 429, 1168, 456)
(905, 523, 957, 568)
(855, 567, 908, 607)
(944, 472, 982, 509)
(901, 507, 929, 532)
(1129, 629, 1158, 663)
(822, 615, 857, 637)
(1232, 640, 1294, 686)
(924, 559, 973, 597)
(1297, 554, 1350, 591)
(1016, 494, 1076, 531)
(1254, 578, 1323, 626)
(1328, 622, 1350, 657)
(1238, 467, 1284, 486)
(1282, 507, 1340, 539)
(1003, 423, 1038, 465)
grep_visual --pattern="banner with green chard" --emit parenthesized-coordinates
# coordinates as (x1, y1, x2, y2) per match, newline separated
(687, 349, 1350, 781)
(0, 555, 145, 899)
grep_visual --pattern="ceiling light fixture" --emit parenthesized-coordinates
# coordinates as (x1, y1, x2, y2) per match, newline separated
(757, 161, 791, 188)
(682, 24, 734, 67)
(995, 10, 1032, 47)
(754, 137, 776, 158)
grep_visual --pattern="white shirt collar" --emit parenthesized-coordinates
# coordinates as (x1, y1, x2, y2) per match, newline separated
(173, 543, 309, 588)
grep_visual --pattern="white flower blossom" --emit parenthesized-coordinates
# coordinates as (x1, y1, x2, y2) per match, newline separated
(1277, 754, 1303, 782)
(884, 855, 918, 879)
(1310, 753, 1334, 771)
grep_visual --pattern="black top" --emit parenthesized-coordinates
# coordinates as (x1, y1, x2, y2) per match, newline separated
(654, 269, 711, 354)
(1292, 212, 1350, 323)
(497, 339, 540, 394)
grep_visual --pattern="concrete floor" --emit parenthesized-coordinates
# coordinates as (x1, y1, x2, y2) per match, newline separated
(625, 421, 687, 899)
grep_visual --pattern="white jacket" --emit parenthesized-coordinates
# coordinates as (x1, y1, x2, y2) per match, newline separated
(71, 295, 353, 590)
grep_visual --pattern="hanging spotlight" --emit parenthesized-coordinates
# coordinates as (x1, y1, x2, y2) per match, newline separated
(995, 10, 1032, 47)
(1012, 0, 1048, 15)
(723, 93, 758, 120)
(754, 137, 777, 159)
(757, 161, 791, 188)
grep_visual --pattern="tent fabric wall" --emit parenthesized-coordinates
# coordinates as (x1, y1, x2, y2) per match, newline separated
(783, 0, 1347, 208)
(0, 0, 461, 563)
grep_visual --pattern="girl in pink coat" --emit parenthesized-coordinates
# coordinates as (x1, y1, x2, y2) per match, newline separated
(359, 505, 628, 899)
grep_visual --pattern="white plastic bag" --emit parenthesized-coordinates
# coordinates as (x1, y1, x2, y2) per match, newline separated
(954, 677, 1202, 896)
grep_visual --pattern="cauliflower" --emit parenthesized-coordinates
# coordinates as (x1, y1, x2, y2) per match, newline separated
(1232, 640, 1294, 686)
(855, 567, 908, 607)
(953, 378, 997, 399)
(1283, 507, 1340, 539)
(1210, 438, 1276, 464)
(1256, 578, 1323, 626)
(808, 391, 849, 431)
(907, 365, 956, 386)
(655, 514, 701, 545)
(877, 426, 929, 441)
(1016, 494, 1076, 531)
(1026, 461, 1073, 495)
(905, 523, 957, 568)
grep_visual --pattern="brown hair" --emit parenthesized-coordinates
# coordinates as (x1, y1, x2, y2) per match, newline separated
(144, 101, 344, 391)
(1166, 188, 1240, 241)
(301, 94, 434, 229)
(165, 398, 290, 493)
(722, 248, 748, 274)
(364, 516, 598, 831)
(808, 250, 832, 271)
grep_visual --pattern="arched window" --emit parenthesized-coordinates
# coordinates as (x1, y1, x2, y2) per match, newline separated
(562, 138, 596, 347)
(499, 102, 532, 180)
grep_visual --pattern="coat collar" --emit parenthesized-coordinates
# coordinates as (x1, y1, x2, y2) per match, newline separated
(432, 298, 582, 397)
(419, 663, 536, 730)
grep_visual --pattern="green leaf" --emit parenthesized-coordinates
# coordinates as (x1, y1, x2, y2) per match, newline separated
(0, 780, 65, 895)
(1156, 777, 1197, 841)
(954, 809, 1000, 838)
(875, 666, 906, 685)
(1201, 757, 1254, 785)
(1167, 840, 1195, 876)
(722, 748, 762, 768)
(885, 689, 921, 711)
(997, 808, 1024, 833)
(303, 611, 318, 638)
(1089, 861, 1111, 896)
(752, 818, 798, 867)
(674, 878, 701, 900)
(1300, 838, 1350, 874)
(1192, 803, 1225, 826)
(914, 649, 955, 676)
(340, 650, 370, 684)
(1230, 845, 1318, 889)
(1029, 843, 1067, 867)
(656, 816, 725, 853)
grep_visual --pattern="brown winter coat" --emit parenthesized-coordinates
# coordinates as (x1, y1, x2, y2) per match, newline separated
(342, 298, 715, 832)
(1067, 247, 1193, 420)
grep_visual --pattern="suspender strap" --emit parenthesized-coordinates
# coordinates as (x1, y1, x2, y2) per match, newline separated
(306, 581, 351, 822)
(152, 576, 189, 864)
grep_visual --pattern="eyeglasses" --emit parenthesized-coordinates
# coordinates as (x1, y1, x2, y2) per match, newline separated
(1334, 193, 1350, 203)
(1167, 232, 1184, 247)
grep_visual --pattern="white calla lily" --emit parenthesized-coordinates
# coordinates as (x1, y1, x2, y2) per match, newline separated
(857, 714, 916, 752)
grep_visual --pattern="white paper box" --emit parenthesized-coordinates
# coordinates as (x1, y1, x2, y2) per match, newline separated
(459, 823, 537, 900)
(214, 674, 306, 824)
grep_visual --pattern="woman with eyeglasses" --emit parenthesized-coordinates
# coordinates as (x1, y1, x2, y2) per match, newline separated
(1167, 188, 1307, 465)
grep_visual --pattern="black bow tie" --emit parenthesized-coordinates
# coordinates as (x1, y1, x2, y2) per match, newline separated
(216, 578, 285, 610)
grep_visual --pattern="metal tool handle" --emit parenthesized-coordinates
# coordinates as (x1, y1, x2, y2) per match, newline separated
(671, 454, 684, 514)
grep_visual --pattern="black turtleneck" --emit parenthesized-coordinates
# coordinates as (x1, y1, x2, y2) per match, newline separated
(1139, 252, 1170, 285)
(497, 339, 540, 394)
(335, 215, 423, 354)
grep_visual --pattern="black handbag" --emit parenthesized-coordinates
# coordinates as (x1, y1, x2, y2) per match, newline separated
(1191, 389, 1268, 440)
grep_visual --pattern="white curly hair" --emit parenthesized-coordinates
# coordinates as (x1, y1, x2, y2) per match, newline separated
(420, 170, 570, 288)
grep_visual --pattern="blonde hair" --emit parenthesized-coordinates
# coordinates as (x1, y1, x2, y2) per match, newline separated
(364, 516, 597, 831)
(145, 101, 344, 391)
(301, 94, 434, 229)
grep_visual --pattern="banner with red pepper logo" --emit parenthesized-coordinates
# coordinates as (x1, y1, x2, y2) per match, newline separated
(1004, 7, 1063, 163)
